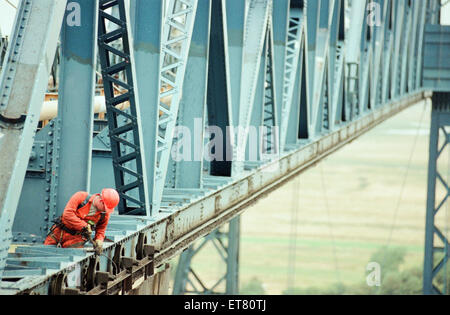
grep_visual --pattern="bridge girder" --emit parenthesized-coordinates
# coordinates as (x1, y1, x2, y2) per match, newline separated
(0, 0, 444, 295)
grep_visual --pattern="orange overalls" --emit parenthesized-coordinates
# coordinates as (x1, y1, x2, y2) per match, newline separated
(44, 191, 110, 248)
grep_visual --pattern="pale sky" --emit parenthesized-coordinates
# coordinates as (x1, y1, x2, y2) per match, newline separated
(0, 0, 18, 36)
(1, 0, 450, 37)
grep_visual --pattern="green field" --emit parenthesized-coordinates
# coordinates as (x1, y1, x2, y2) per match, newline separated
(170, 101, 450, 295)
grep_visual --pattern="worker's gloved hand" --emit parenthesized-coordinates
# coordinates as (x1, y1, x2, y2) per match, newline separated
(81, 224, 92, 239)
(94, 239, 103, 255)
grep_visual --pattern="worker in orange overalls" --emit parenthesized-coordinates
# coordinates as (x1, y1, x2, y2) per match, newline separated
(44, 189, 120, 254)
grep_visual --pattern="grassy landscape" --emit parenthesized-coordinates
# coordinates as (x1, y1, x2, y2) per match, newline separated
(170, 101, 450, 295)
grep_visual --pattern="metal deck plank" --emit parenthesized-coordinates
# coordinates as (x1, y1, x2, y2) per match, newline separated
(13, 246, 88, 257)
(2, 269, 46, 278)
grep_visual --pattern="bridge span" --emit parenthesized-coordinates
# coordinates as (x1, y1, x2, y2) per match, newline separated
(0, 0, 449, 295)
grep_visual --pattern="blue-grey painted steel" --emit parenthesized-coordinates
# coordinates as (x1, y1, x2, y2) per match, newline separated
(272, 0, 290, 140)
(54, 0, 98, 218)
(423, 93, 450, 295)
(414, 1, 428, 91)
(246, 28, 265, 163)
(173, 217, 240, 294)
(0, 0, 446, 294)
(151, 0, 199, 213)
(234, 0, 271, 173)
(312, 3, 331, 134)
(0, 0, 67, 281)
(261, 21, 278, 156)
(14, 123, 62, 243)
(422, 3, 450, 294)
(174, 3, 239, 292)
(369, 0, 389, 109)
(305, 0, 319, 92)
(226, 0, 247, 131)
(344, 0, 366, 120)
(280, 9, 304, 150)
(0, 30, 7, 69)
(1, 89, 429, 294)
(225, 217, 240, 294)
(206, 0, 233, 177)
(328, 0, 344, 129)
(423, 25, 450, 92)
(131, 0, 164, 213)
(97, 0, 150, 215)
(391, 0, 405, 99)
(168, 0, 211, 189)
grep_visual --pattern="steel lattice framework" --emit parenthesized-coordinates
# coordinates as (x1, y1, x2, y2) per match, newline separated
(424, 95, 450, 295)
(98, 0, 149, 215)
(0, 0, 448, 295)
(422, 21, 450, 294)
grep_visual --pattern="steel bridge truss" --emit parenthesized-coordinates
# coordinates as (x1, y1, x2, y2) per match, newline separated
(422, 19, 450, 295)
(173, 217, 240, 295)
(0, 0, 445, 295)
(424, 94, 450, 295)
(97, 0, 149, 215)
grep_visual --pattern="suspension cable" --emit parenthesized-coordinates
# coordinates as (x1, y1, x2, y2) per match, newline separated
(4, 0, 17, 9)
(320, 163, 342, 285)
(380, 101, 427, 278)
(444, 129, 449, 294)
(287, 175, 300, 291)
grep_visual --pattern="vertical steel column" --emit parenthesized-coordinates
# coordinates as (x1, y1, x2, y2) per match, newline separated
(172, 245, 195, 294)
(285, 36, 304, 146)
(357, 0, 371, 114)
(131, 0, 163, 212)
(381, 0, 393, 105)
(312, 0, 332, 135)
(261, 21, 278, 156)
(305, 0, 319, 91)
(370, 0, 388, 109)
(173, 219, 240, 295)
(54, 0, 98, 218)
(171, 0, 211, 189)
(407, 0, 420, 93)
(246, 27, 266, 163)
(225, 217, 240, 294)
(226, 0, 247, 131)
(317, 56, 330, 132)
(297, 36, 309, 140)
(399, 1, 412, 96)
(328, 0, 340, 107)
(345, 0, 366, 120)
(424, 93, 450, 295)
(390, 0, 405, 99)
(272, 0, 290, 141)
(173, 0, 241, 287)
(97, 0, 150, 215)
(280, 8, 304, 151)
(426, 0, 440, 24)
(0, 28, 7, 68)
(234, 0, 271, 173)
(329, 0, 345, 128)
(415, 0, 428, 91)
(0, 0, 67, 279)
(152, 0, 198, 211)
(206, 0, 233, 177)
